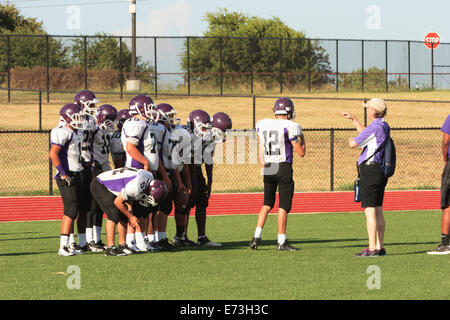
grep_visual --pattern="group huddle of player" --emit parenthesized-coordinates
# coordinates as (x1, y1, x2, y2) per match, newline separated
(49, 90, 232, 256)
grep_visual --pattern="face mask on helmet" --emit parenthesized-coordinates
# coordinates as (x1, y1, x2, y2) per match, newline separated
(211, 127, 226, 142)
(80, 98, 100, 116)
(159, 109, 180, 128)
(193, 119, 213, 140)
(61, 111, 87, 130)
(130, 100, 156, 121)
(139, 193, 157, 207)
(99, 119, 117, 132)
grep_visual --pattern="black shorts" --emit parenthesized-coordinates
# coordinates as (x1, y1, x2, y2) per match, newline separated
(90, 178, 127, 224)
(441, 161, 450, 209)
(158, 171, 177, 215)
(56, 171, 87, 219)
(188, 166, 209, 209)
(359, 163, 388, 208)
(263, 162, 294, 213)
(131, 200, 154, 218)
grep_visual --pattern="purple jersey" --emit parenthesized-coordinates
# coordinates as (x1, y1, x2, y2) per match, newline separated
(441, 114, 450, 157)
(354, 118, 389, 165)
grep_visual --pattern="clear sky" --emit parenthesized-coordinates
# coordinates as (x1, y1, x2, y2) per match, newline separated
(8, 0, 450, 42)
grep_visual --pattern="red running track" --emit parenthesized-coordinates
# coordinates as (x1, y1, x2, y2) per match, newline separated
(0, 190, 441, 222)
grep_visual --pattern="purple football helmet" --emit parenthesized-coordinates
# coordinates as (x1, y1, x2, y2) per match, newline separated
(74, 90, 99, 116)
(60, 103, 87, 130)
(116, 109, 132, 131)
(156, 103, 180, 128)
(187, 109, 212, 138)
(140, 179, 168, 207)
(211, 112, 232, 141)
(128, 94, 156, 121)
(96, 104, 118, 132)
(273, 97, 295, 120)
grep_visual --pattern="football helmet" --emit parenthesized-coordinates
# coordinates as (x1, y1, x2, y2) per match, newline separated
(187, 109, 212, 139)
(140, 179, 168, 207)
(211, 112, 232, 142)
(96, 104, 118, 132)
(74, 90, 99, 116)
(128, 94, 157, 121)
(60, 103, 87, 130)
(156, 103, 180, 128)
(273, 97, 295, 120)
(116, 109, 132, 131)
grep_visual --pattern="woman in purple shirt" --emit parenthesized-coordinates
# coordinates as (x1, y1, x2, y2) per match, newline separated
(342, 98, 389, 257)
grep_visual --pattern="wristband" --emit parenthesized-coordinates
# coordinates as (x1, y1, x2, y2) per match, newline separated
(56, 164, 67, 177)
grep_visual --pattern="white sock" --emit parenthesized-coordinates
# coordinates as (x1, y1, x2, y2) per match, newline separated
(69, 233, 75, 244)
(94, 226, 102, 243)
(126, 233, 135, 247)
(135, 232, 147, 247)
(78, 233, 86, 247)
(146, 234, 155, 243)
(60, 235, 69, 249)
(85, 227, 93, 243)
(278, 234, 286, 244)
(154, 231, 160, 242)
(254, 227, 263, 239)
(158, 231, 166, 240)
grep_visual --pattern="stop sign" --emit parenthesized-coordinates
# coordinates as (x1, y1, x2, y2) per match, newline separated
(425, 32, 440, 49)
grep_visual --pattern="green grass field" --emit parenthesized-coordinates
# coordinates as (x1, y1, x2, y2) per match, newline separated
(1, 210, 449, 300)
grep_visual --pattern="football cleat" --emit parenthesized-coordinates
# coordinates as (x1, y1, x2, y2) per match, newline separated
(249, 237, 261, 250)
(104, 246, 127, 256)
(276, 240, 299, 251)
(354, 248, 379, 257)
(378, 248, 387, 256)
(88, 240, 104, 252)
(156, 238, 176, 251)
(173, 233, 197, 247)
(58, 246, 75, 256)
(69, 242, 84, 255)
(427, 245, 450, 255)
(197, 236, 222, 247)
(118, 244, 136, 255)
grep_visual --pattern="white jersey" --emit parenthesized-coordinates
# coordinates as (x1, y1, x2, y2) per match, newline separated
(91, 128, 112, 171)
(96, 168, 154, 202)
(110, 130, 125, 167)
(192, 132, 216, 166)
(121, 117, 159, 171)
(164, 124, 193, 172)
(256, 118, 302, 164)
(50, 124, 83, 173)
(80, 115, 97, 163)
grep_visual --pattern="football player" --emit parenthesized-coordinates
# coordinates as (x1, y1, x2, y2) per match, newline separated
(84, 104, 118, 252)
(185, 109, 225, 246)
(49, 103, 88, 256)
(156, 103, 195, 247)
(249, 97, 306, 251)
(110, 109, 132, 169)
(74, 90, 102, 252)
(121, 94, 171, 252)
(90, 167, 167, 256)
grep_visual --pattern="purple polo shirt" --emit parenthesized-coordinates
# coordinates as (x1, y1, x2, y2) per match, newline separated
(353, 118, 389, 165)
(441, 114, 450, 158)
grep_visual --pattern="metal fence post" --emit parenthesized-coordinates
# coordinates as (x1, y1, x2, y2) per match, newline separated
(46, 35, 50, 102)
(431, 44, 434, 90)
(84, 36, 88, 89)
(279, 38, 283, 94)
(385, 40, 388, 92)
(6, 35, 10, 102)
(187, 36, 190, 96)
(119, 37, 123, 99)
(154, 37, 158, 96)
(330, 128, 334, 191)
(308, 39, 311, 92)
(361, 40, 364, 92)
(408, 41, 411, 91)
(250, 38, 254, 95)
(336, 39, 339, 92)
(39, 90, 42, 131)
(364, 98, 368, 126)
(220, 37, 223, 96)
(252, 96, 256, 129)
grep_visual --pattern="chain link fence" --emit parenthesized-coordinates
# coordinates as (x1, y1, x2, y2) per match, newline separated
(0, 88, 445, 195)
(1, 35, 450, 96)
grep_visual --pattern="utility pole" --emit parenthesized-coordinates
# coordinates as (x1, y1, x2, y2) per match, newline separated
(127, 0, 141, 91)
(130, 0, 136, 80)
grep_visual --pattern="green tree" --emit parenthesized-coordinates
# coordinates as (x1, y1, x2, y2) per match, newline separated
(0, 4, 69, 72)
(181, 9, 332, 89)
